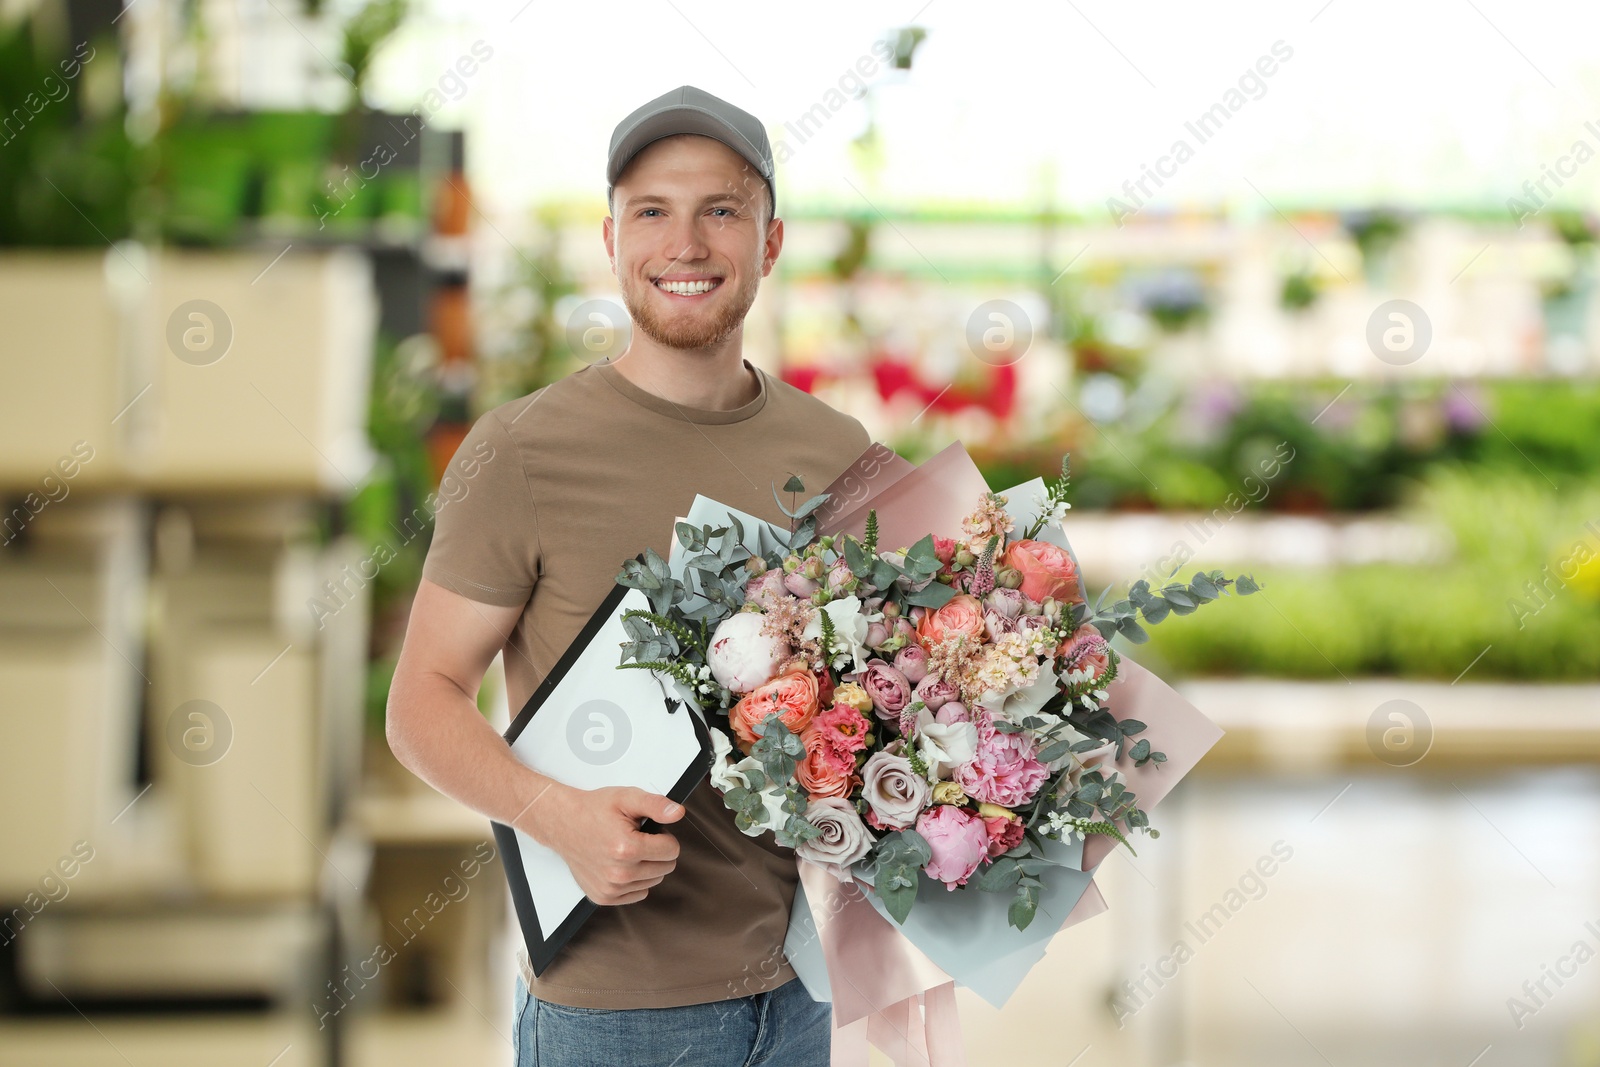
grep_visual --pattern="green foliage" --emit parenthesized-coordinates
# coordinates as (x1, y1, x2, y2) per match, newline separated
(0, 19, 136, 247)
(972, 380, 1600, 514)
(1142, 471, 1600, 679)
(871, 830, 933, 924)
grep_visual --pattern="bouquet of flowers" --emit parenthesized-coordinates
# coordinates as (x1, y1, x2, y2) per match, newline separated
(615, 453, 1257, 930)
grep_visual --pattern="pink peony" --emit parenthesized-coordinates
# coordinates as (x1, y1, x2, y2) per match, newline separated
(893, 644, 930, 684)
(956, 710, 1050, 808)
(708, 611, 790, 694)
(934, 701, 969, 725)
(917, 805, 991, 889)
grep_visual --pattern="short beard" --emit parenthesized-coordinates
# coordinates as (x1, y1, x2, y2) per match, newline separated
(619, 268, 760, 351)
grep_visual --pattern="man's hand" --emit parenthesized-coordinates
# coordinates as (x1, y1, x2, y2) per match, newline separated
(527, 785, 686, 906)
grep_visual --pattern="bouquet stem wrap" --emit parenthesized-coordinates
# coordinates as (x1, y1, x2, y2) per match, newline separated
(796, 860, 968, 1067)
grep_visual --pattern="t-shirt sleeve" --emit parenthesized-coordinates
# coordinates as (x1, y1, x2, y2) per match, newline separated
(420, 409, 541, 608)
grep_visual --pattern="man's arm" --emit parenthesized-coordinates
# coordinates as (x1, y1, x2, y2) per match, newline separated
(386, 577, 685, 905)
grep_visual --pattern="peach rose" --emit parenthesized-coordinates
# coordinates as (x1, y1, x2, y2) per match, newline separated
(1002, 539, 1082, 605)
(795, 726, 857, 799)
(915, 593, 986, 648)
(728, 669, 820, 747)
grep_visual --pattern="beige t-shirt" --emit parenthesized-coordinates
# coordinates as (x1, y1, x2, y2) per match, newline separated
(419, 357, 871, 1009)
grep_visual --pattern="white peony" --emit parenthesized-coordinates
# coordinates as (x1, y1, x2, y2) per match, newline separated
(708, 611, 789, 694)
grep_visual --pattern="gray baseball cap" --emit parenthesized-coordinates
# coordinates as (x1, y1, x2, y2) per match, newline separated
(606, 85, 776, 216)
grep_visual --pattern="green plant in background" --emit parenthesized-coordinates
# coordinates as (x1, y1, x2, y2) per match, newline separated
(1341, 207, 1408, 281)
(347, 333, 444, 732)
(481, 208, 580, 402)
(1134, 269, 1210, 333)
(1053, 379, 1600, 513)
(0, 18, 137, 247)
(1139, 468, 1600, 680)
(1279, 269, 1320, 312)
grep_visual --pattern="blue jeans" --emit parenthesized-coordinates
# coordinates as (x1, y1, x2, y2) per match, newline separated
(512, 974, 832, 1067)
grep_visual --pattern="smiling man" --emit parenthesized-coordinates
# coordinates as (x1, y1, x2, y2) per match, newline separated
(385, 87, 869, 1066)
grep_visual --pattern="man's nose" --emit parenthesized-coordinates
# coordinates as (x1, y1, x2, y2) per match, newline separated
(663, 215, 712, 265)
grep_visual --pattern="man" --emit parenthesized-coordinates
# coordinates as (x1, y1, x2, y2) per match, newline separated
(386, 86, 870, 1066)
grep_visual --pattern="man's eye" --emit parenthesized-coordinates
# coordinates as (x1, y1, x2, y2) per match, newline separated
(641, 208, 663, 217)
(711, 207, 734, 217)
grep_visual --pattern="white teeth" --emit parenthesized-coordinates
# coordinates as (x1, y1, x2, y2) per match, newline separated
(656, 279, 720, 295)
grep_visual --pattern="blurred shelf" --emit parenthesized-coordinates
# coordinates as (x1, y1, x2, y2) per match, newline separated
(1062, 512, 1449, 578)
(0, 1015, 319, 1067)
(346, 1008, 508, 1067)
(1180, 678, 1600, 771)
(354, 788, 493, 847)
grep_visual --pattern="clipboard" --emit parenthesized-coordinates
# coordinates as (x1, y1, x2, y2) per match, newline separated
(492, 572, 713, 977)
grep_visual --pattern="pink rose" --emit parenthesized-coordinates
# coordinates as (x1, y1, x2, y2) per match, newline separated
(1001, 540, 1082, 605)
(743, 569, 786, 611)
(784, 572, 821, 598)
(982, 813, 1025, 858)
(826, 557, 857, 594)
(956, 709, 1050, 807)
(796, 726, 857, 799)
(915, 593, 986, 649)
(916, 805, 990, 889)
(934, 701, 969, 725)
(796, 797, 874, 880)
(932, 536, 958, 568)
(914, 672, 958, 711)
(892, 644, 929, 685)
(708, 611, 790, 694)
(864, 620, 889, 649)
(860, 749, 931, 830)
(858, 660, 912, 721)
(728, 669, 820, 747)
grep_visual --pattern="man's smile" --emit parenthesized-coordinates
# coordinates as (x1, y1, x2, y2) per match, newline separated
(653, 274, 725, 298)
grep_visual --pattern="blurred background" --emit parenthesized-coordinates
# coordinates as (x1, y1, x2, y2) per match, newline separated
(2, 0, 1599, 1064)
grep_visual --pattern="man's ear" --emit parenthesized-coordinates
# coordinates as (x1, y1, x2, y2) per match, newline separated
(760, 216, 784, 278)
(603, 215, 617, 275)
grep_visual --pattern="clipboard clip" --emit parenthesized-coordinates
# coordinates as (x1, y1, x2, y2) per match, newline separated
(649, 669, 683, 715)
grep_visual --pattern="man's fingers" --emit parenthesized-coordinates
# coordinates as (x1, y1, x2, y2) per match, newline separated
(616, 788, 684, 825)
(628, 829, 680, 864)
